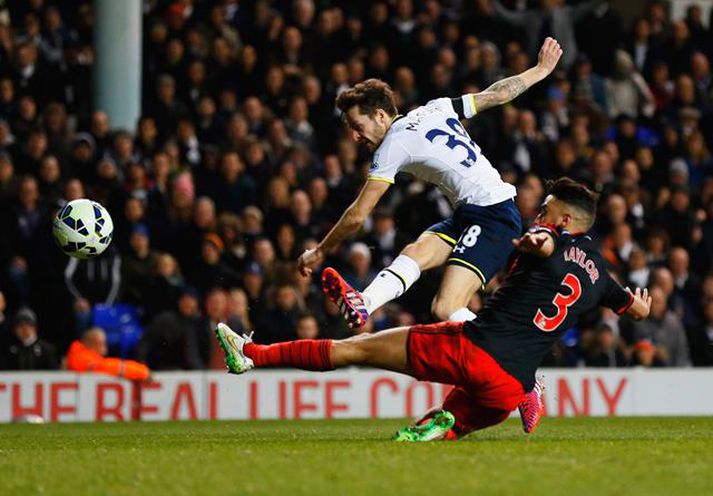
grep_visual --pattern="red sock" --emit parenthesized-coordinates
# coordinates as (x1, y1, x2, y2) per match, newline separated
(244, 340, 334, 371)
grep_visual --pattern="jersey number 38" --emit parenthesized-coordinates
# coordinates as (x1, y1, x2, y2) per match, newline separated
(425, 118, 478, 168)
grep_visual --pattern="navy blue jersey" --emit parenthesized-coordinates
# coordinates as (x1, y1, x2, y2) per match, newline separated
(466, 224, 634, 391)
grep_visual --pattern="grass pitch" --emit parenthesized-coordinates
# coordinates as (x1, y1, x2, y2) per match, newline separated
(1, 417, 712, 496)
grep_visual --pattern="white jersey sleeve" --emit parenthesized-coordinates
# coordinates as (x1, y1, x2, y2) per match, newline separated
(368, 134, 410, 184)
(424, 97, 457, 114)
(429, 96, 478, 119)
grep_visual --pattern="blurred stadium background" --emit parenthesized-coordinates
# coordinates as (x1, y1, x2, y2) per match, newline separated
(1, 1, 713, 495)
(0, 0, 712, 413)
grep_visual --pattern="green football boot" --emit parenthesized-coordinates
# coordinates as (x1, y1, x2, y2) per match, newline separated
(393, 410, 456, 442)
(214, 323, 254, 375)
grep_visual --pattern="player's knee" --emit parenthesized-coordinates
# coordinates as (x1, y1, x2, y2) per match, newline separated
(401, 241, 422, 260)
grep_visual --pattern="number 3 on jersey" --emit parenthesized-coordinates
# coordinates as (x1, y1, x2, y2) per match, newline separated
(533, 273, 582, 332)
(425, 118, 478, 168)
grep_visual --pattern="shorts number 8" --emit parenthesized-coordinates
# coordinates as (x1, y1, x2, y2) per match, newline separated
(460, 225, 482, 248)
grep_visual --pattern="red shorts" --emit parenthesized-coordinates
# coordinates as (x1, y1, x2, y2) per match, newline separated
(408, 321, 526, 412)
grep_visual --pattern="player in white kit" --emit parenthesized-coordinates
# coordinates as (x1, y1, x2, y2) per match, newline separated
(299, 38, 563, 330)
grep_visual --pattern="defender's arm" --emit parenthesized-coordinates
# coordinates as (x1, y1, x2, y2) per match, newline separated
(512, 231, 556, 258)
(624, 287, 652, 320)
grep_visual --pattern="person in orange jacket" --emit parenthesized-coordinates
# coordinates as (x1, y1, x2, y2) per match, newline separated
(66, 327, 151, 381)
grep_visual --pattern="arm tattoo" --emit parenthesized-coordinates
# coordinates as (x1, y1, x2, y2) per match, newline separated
(475, 76, 528, 111)
(488, 76, 528, 100)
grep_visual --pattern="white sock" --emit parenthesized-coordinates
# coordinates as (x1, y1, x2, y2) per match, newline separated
(362, 254, 421, 313)
(448, 308, 476, 322)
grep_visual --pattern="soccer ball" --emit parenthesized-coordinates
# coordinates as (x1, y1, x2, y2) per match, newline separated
(53, 199, 114, 259)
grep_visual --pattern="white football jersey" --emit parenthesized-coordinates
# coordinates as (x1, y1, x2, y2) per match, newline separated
(368, 97, 516, 207)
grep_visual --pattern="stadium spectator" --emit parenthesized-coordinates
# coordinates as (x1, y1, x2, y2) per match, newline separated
(584, 324, 628, 367)
(215, 151, 257, 214)
(66, 327, 150, 381)
(605, 50, 656, 119)
(627, 16, 659, 77)
(120, 223, 155, 308)
(4, 175, 49, 306)
(275, 223, 297, 262)
(295, 313, 319, 340)
(145, 252, 183, 320)
(669, 247, 702, 311)
(188, 233, 241, 294)
(137, 285, 203, 370)
(149, 74, 189, 138)
(692, 298, 713, 365)
(492, 0, 603, 69)
(360, 207, 409, 269)
(174, 195, 216, 276)
(343, 242, 376, 290)
(37, 155, 63, 203)
(2, 306, 58, 370)
(227, 287, 252, 331)
(257, 283, 302, 344)
(0, 292, 7, 351)
(648, 61, 675, 112)
(683, 130, 712, 187)
(632, 287, 691, 367)
(216, 212, 247, 269)
(195, 288, 243, 369)
(626, 247, 651, 289)
(64, 245, 122, 333)
(253, 236, 277, 284)
(630, 338, 665, 367)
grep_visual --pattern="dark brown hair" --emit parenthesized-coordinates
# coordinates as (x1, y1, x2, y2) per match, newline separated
(336, 78, 397, 117)
(547, 177, 598, 227)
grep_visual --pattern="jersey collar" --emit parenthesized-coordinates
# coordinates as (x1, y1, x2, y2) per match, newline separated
(562, 229, 591, 240)
(381, 114, 404, 142)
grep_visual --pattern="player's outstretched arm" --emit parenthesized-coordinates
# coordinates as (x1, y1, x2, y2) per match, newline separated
(298, 179, 391, 276)
(511, 231, 555, 257)
(625, 287, 652, 320)
(471, 37, 563, 113)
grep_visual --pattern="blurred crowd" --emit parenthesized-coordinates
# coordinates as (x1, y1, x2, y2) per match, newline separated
(1, 0, 712, 373)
